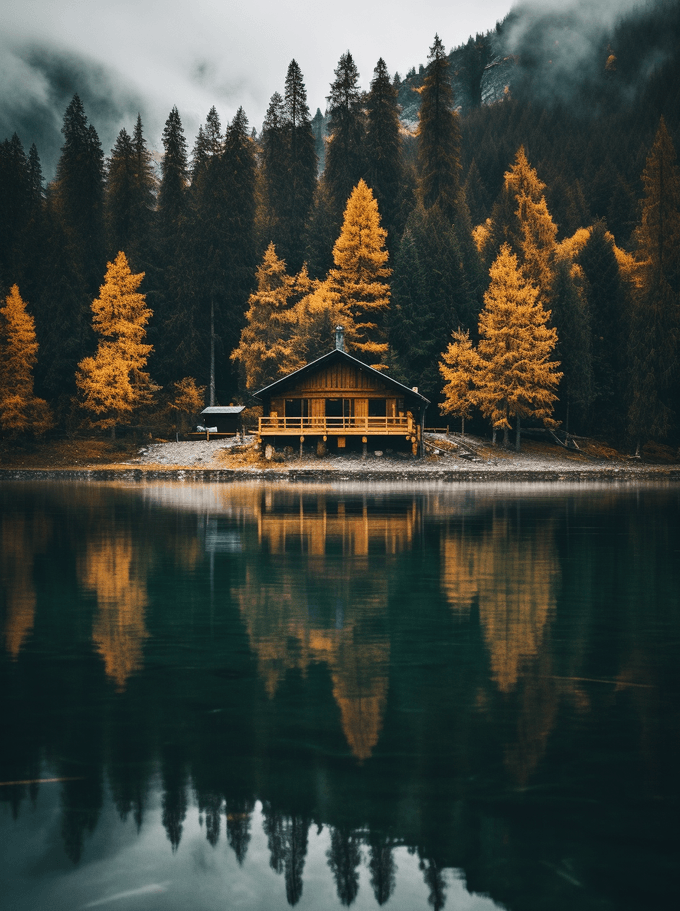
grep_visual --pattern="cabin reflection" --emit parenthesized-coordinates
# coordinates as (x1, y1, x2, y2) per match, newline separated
(256, 491, 418, 557)
(233, 491, 417, 760)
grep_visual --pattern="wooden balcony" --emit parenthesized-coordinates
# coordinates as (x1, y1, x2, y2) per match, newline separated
(258, 415, 414, 437)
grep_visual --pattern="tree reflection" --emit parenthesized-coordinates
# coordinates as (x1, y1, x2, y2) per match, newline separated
(442, 513, 559, 694)
(262, 804, 311, 906)
(1, 512, 51, 659)
(368, 834, 397, 905)
(1, 484, 679, 911)
(80, 535, 149, 691)
(327, 826, 362, 906)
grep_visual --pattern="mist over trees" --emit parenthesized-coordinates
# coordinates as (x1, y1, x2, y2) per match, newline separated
(1, 0, 679, 447)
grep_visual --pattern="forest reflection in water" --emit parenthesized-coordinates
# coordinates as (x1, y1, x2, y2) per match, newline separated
(1, 481, 679, 911)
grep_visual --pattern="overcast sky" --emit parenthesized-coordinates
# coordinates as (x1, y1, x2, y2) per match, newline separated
(1, 1, 513, 160)
(1, 0, 643, 173)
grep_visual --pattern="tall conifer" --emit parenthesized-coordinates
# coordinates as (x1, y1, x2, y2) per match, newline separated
(417, 35, 461, 219)
(325, 52, 365, 218)
(0, 285, 52, 436)
(365, 58, 403, 241)
(282, 60, 317, 273)
(54, 95, 105, 294)
(628, 118, 680, 442)
(326, 180, 390, 368)
(476, 244, 561, 449)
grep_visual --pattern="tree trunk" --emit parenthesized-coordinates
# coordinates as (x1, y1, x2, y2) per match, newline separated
(515, 414, 521, 451)
(209, 299, 216, 408)
(492, 426, 497, 446)
(111, 424, 116, 441)
(503, 426, 509, 446)
(461, 416, 465, 437)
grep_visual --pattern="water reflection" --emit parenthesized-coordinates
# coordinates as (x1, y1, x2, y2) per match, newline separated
(80, 535, 150, 691)
(0, 482, 679, 911)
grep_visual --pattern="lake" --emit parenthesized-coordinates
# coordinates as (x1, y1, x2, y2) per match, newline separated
(1, 480, 678, 910)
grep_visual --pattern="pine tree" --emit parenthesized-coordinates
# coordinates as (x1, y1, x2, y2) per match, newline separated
(159, 107, 189, 226)
(628, 118, 680, 442)
(390, 204, 476, 401)
(476, 244, 562, 449)
(219, 107, 257, 395)
(0, 134, 31, 288)
(326, 180, 390, 368)
(439, 328, 479, 434)
(155, 107, 190, 385)
(282, 60, 317, 273)
(303, 181, 337, 279)
(365, 58, 403, 241)
(76, 252, 154, 436)
(577, 222, 626, 434)
(106, 128, 136, 259)
(0, 285, 52, 436)
(417, 35, 462, 219)
(261, 91, 287, 243)
(325, 52, 365, 217)
(54, 95, 105, 294)
(549, 258, 592, 432)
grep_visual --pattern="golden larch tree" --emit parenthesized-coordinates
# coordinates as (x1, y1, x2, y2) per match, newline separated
(487, 147, 558, 295)
(0, 285, 53, 436)
(439, 328, 479, 435)
(326, 179, 391, 369)
(476, 244, 562, 449)
(231, 243, 312, 390)
(76, 251, 153, 436)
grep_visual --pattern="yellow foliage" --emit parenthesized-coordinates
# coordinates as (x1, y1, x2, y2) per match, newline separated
(231, 243, 311, 390)
(0, 285, 53, 436)
(476, 244, 562, 429)
(555, 226, 592, 262)
(472, 220, 491, 252)
(167, 377, 206, 430)
(439, 328, 480, 422)
(76, 252, 154, 430)
(326, 180, 391, 368)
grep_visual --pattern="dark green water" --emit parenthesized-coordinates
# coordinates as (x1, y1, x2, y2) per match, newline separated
(1, 481, 678, 911)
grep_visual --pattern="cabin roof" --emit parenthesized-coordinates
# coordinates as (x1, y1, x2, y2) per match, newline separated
(253, 347, 430, 405)
(200, 406, 245, 415)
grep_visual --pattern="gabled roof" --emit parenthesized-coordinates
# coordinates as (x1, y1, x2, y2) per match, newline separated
(253, 347, 430, 405)
(201, 406, 245, 415)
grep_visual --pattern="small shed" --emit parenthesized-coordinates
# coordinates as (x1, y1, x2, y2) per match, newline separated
(199, 406, 244, 435)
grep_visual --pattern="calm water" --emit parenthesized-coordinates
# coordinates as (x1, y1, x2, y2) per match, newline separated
(1, 481, 679, 911)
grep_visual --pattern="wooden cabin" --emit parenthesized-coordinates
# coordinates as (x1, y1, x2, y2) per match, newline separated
(254, 327, 430, 455)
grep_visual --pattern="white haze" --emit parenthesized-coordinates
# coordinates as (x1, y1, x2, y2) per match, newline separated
(0, 0, 652, 174)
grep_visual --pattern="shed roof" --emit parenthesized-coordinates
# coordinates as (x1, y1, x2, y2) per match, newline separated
(200, 406, 245, 415)
(253, 348, 430, 406)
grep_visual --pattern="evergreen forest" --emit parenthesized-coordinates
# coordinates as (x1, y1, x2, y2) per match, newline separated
(1, 0, 679, 448)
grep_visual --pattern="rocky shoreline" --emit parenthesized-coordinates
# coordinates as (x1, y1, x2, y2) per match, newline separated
(2, 436, 679, 483)
(2, 465, 679, 483)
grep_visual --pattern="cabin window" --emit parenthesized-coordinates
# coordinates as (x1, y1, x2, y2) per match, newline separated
(285, 398, 308, 418)
(368, 399, 387, 417)
(325, 399, 353, 418)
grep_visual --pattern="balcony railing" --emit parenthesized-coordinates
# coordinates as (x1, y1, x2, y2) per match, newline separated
(258, 415, 413, 436)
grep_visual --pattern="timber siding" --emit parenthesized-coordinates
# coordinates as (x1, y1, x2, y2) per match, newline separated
(253, 346, 429, 453)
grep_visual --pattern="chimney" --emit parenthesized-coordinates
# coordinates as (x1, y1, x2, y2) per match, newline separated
(335, 325, 345, 352)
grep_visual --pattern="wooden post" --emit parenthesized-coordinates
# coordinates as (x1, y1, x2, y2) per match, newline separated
(299, 435, 304, 459)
